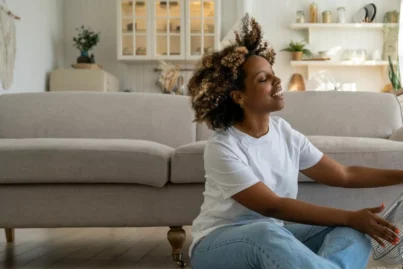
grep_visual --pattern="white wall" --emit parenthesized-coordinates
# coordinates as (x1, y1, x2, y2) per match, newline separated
(0, 0, 64, 93)
(63, 0, 400, 93)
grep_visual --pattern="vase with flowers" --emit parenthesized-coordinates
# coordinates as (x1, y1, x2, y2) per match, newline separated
(73, 26, 100, 64)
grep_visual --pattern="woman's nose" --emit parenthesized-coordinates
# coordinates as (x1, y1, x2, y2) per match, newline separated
(273, 76, 281, 86)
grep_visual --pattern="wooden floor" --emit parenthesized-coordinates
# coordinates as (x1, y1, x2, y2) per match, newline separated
(0, 227, 401, 269)
(0, 227, 193, 269)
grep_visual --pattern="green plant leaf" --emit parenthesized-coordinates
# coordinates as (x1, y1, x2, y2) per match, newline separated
(282, 40, 308, 52)
(388, 55, 401, 90)
(73, 25, 101, 52)
(302, 49, 313, 56)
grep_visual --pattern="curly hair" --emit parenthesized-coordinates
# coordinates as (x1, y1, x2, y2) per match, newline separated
(188, 14, 276, 131)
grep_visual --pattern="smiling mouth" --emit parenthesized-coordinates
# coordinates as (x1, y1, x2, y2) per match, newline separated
(271, 88, 284, 98)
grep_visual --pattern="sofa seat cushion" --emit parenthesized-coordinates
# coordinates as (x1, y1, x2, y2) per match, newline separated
(171, 137, 403, 184)
(0, 139, 173, 187)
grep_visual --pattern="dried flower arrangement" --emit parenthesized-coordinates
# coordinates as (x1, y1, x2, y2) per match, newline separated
(156, 61, 184, 95)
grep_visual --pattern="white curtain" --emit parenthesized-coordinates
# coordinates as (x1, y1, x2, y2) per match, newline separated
(400, 0, 403, 79)
(0, 2, 17, 90)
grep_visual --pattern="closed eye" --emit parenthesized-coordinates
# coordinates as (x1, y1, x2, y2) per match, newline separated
(259, 75, 272, 83)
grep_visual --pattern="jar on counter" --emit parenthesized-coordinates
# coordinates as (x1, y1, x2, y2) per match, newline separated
(337, 7, 346, 23)
(296, 11, 305, 23)
(322, 11, 332, 23)
(309, 3, 318, 23)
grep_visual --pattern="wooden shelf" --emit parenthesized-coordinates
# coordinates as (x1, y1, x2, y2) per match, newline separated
(290, 23, 398, 30)
(291, 60, 395, 80)
(291, 61, 391, 67)
(290, 23, 398, 42)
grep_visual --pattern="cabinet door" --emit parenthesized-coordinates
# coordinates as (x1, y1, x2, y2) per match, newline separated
(152, 0, 186, 60)
(186, 0, 220, 60)
(118, 0, 151, 60)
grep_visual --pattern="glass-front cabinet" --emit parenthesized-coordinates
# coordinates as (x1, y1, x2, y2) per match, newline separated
(187, 0, 219, 60)
(119, 0, 150, 59)
(153, 0, 185, 59)
(117, 0, 220, 60)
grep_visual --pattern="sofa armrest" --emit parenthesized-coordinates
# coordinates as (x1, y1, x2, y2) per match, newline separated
(171, 141, 206, 184)
(389, 127, 403, 141)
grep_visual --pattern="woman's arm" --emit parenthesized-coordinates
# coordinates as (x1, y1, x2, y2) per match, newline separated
(232, 182, 399, 246)
(301, 154, 403, 188)
(233, 181, 349, 226)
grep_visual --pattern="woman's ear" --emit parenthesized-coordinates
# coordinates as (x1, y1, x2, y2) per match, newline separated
(230, 91, 243, 105)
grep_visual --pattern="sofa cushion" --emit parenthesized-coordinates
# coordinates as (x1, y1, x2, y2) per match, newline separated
(0, 93, 196, 148)
(171, 136, 403, 184)
(0, 139, 173, 187)
(197, 92, 403, 141)
(171, 141, 206, 184)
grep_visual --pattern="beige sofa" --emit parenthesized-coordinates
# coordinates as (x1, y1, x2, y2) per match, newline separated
(1, 91, 403, 266)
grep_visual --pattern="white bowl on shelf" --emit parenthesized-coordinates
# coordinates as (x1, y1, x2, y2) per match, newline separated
(318, 51, 329, 58)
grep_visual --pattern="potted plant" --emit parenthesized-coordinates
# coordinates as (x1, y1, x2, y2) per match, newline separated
(73, 26, 100, 64)
(387, 56, 403, 96)
(281, 40, 312, 61)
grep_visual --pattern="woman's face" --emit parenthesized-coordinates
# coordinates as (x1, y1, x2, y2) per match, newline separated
(238, 55, 284, 113)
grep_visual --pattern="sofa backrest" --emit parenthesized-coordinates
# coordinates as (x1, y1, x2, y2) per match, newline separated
(0, 92, 196, 148)
(196, 91, 403, 140)
(272, 92, 402, 138)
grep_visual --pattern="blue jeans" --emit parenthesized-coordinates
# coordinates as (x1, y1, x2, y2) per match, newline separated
(191, 221, 372, 269)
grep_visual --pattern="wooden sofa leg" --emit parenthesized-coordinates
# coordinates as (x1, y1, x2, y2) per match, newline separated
(5, 228, 14, 243)
(168, 226, 186, 267)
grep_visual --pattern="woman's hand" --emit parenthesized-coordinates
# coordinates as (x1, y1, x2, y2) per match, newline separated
(347, 203, 400, 247)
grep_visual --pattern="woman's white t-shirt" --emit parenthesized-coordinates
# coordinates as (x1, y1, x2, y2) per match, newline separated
(190, 116, 323, 255)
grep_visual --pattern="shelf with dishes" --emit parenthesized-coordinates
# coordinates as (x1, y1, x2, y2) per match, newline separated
(288, 3, 401, 91)
(290, 22, 398, 30)
(290, 23, 398, 43)
(289, 46, 397, 80)
(291, 59, 397, 80)
(292, 3, 399, 43)
(291, 60, 391, 67)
